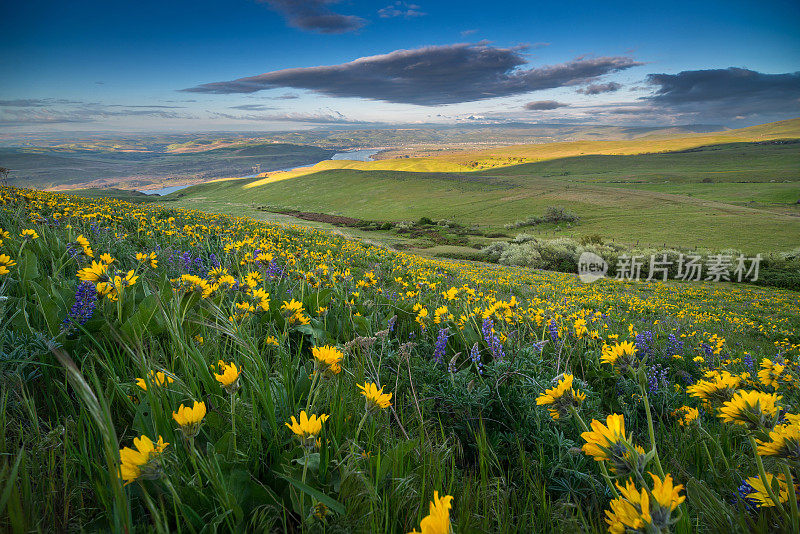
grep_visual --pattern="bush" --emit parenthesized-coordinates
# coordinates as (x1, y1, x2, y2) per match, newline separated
(481, 242, 509, 263)
(506, 207, 580, 230)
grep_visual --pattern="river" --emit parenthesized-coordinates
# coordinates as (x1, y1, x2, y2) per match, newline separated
(139, 148, 383, 196)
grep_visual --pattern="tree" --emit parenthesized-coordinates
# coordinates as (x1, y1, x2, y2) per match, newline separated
(0, 167, 9, 186)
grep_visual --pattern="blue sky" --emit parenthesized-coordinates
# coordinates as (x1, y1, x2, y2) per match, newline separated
(1, 0, 798, 132)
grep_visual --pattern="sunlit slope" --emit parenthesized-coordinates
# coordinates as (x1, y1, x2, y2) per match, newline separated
(254, 118, 800, 180)
(165, 140, 800, 252)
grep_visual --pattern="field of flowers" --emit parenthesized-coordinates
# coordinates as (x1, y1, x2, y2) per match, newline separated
(1, 186, 799, 533)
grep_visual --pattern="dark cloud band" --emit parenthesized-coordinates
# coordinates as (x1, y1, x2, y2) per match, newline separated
(182, 43, 641, 106)
(524, 100, 569, 110)
(262, 0, 365, 34)
(577, 82, 622, 95)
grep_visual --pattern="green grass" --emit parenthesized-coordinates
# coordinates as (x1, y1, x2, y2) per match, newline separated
(3, 187, 800, 533)
(165, 140, 800, 253)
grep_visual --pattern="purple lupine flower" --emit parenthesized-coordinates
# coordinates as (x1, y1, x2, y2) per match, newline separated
(433, 328, 449, 364)
(647, 363, 669, 394)
(61, 281, 97, 332)
(635, 330, 655, 359)
(735, 480, 759, 511)
(548, 319, 559, 344)
(180, 251, 192, 271)
(701, 343, 714, 359)
(470, 342, 484, 375)
(208, 253, 219, 268)
(482, 318, 505, 361)
(388, 315, 397, 333)
(264, 259, 285, 279)
(666, 333, 683, 357)
(743, 353, 754, 372)
(65, 242, 82, 260)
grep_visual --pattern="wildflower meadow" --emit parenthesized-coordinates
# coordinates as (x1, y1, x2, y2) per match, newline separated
(1, 186, 799, 533)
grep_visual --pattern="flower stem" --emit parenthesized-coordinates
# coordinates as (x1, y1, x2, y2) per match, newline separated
(306, 369, 320, 413)
(636, 368, 664, 478)
(781, 462, 799, 533)
(230, 393, 236, 456)
(748, 435, 789, 515)
(698, 425, 730, 471)
(354, 411, 369, 443)
(570, 406, 619, 499)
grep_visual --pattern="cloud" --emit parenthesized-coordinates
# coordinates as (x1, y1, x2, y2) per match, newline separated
(642, 67, 800, 121)
(261, 0, 365, 34)
(209, 109, 370, 124)
(106, 104, 185, 109)
(272, 93, 300, 100)
(229, 104, 276, 111)
(524, 100, 569, 110)
(378, 2, 426, 18)
(0, 98, 82, 107)
(0, 103, 194, 126)
(460, 29, 478, 36)
(183, 43, 641, 105)
(577, 81, 622, 95)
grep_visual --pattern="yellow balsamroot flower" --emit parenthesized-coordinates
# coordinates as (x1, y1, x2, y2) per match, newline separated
(605, 474, 684, 534)
(285, 410, 329, 448)
(686, 371, 741, 406)
(207, 267, 229, 282)
(251, 287, 270, 311)
(442, 287, 459, 301)
(172, 401, 207, 437)
(282, 299, 310, 326)
(756, 419, 800, 459)
(96, 270, 138, 301)
(745, 473, 791, 507)
(265, 336, 279, 347)
(216, 274, 236, 290)
(118, 435, 168, 485)
(243, 271, 262, 290)
(407, 491, 454, 534)
(581, 413, 627, 462)
(758, 358, 785, 389)
(177, 274, 213, 299)
(77, 260, 110, 283)
(574, 318, 588, 339)
(535, 374, 586, 420)
(312, 345, 344, 375)
(718, 390, 781, 430)
(75, 235, 94, 258)
(0, 253, 16, 275)
(605, 479, 652, 534)
(135, 371, 174, 391)
(20, 229, 39, 239)
(99, 253, 115, 264)
(601, 341, 639, 373)
(215, 361, 241, 393)
(650, 472, 686, 512)
(672, 405, 700, 427)
(136, 251, 158, 269)
(357, 382, 393, 411)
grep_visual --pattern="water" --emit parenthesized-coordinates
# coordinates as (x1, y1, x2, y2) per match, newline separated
(139, 148, 382, 196)
(330, 148, 382, 161)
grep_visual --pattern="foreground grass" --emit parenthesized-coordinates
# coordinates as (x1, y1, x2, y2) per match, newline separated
(1, 187, 799, 533)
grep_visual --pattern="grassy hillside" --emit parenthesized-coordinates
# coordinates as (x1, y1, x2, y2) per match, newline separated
(3, 188, 800, 532)
(165, 139, 800, 252)
(261, 118, 800, 179)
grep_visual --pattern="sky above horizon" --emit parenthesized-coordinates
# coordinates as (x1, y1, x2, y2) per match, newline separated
(1, 0, 799, 133)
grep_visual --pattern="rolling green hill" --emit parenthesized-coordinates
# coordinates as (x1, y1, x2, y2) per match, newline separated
(164, 136, 800, 253)
(257, 118, 800, 180)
